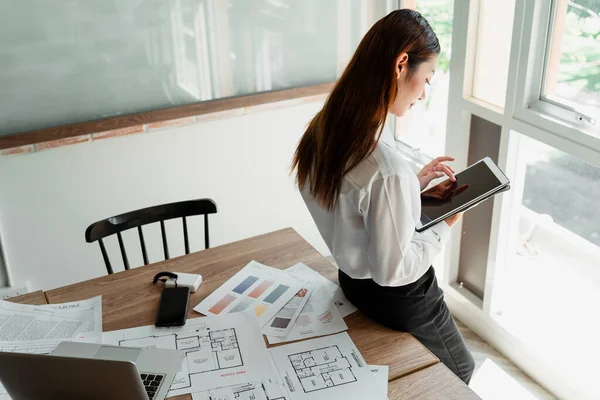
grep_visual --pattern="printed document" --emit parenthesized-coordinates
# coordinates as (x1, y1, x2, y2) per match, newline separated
(269, 332, 378, 400)
(318, 272, 357, 318)
(191, 378, 289, 400)
(194, 261, 306, 327)
(103, 313, 275, 398)
(266, 264, 347, 344)
(191, 350, 289, 400)
(0, 296, 102, 342)
(262, 281, 315, 338)
(0, 297, 103, 399)
(368, 365, 389, 400)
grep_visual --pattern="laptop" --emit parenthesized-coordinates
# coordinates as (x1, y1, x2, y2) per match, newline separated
(0, 342, 184, 400)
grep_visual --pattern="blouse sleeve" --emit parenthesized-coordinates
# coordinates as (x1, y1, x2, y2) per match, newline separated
(362, 173, 451, 286)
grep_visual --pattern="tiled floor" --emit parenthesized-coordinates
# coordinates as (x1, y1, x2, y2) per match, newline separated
(455, 318, 557, 400)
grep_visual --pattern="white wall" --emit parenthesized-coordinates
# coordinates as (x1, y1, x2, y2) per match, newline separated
(0, 101, 329, 291)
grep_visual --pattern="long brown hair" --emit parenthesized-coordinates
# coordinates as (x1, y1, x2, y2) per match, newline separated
(291, 9, 440, 210)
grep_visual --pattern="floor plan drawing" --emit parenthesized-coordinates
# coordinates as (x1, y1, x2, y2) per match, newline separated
(288, 345, 357, 393)
(230, 381, 288, 400)
(119, 325, 243, 391)
(192, 379, 289, 400)
(103, 314, 275, 397)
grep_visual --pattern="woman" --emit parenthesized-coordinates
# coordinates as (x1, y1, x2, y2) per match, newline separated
(291, 9, 475, 384)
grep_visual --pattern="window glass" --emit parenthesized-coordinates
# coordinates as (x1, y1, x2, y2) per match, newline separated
(493, 133, 600, 389)
(0, 0, 389, 135)
(520, 134, 600, 246)
(544, 0, 600, 121)
(396, 0, 453, 158)
(471, 0, 516, 109)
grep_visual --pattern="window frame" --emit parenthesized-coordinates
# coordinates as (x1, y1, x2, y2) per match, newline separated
(512, 0, 600, 154)
(441, 0, 600, 398)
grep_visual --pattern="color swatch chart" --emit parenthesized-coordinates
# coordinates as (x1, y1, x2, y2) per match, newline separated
(194, 261, 306, 328)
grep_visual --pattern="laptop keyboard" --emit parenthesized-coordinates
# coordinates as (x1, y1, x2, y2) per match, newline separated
(140, 373, 164, 399)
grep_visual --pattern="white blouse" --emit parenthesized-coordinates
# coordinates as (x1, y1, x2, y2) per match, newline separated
(301, 128, 451, 287)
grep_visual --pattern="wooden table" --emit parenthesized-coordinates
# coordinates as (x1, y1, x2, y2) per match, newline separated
(388, 363, 481, 399)
(6, 290, 47, 305)
(45, 229, 439, 379)
(44, 228, 438, 385)
(9, 228, 481, 399)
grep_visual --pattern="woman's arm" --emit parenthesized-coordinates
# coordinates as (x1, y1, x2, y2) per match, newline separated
(362, 173, 451, 286)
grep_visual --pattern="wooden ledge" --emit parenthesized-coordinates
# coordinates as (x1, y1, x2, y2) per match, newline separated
(0, 82, 333, 151)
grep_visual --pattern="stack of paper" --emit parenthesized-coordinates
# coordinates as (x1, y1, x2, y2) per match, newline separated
(185, 329, 388, 400)
(266, 263, 352, 344)
(1, 262, 381, 400)
(101, 311, 387, 400)
(103, 312, 283, 398)
(193, 261, 309, 329)
(96, 260, 380, 399)
(262, 279, 316, 338)
(194, 261, 357, 343)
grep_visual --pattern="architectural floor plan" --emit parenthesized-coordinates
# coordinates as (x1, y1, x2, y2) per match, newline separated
(102, 314, 275, 397)
(192, 380, 289, 400)
(119, 325, 243, 391)
(288, 346, 357, 393)
(269, 332, 378, 400)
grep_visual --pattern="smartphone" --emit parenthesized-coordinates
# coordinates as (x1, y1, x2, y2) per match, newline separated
(155, 286, 190, 327)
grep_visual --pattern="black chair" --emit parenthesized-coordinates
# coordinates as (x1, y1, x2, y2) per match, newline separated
(85, 199, 217, 275)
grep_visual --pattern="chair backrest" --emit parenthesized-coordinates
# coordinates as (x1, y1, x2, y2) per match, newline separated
(85, 199, 217, 275)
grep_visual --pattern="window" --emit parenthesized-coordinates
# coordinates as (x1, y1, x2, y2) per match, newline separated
(543, 0, 600, 124)
(441, 0, 600, 397)
(0, 0, 392, 136)
(520, 135, 600, 246)
(513, 0, 600, 144)
(396, 0, 454, 159)
(492, 132, 600, 392)
(470, 0, 516, 109)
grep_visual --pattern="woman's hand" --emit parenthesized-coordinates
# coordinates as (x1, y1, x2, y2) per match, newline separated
(445, 212, 463, 227)
(417, 156, 456, 191)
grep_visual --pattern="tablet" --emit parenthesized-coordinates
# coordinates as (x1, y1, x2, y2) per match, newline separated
(416, 157, 510, 232)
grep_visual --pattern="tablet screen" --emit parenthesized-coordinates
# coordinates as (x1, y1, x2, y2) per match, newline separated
(420, 160, 503, 226)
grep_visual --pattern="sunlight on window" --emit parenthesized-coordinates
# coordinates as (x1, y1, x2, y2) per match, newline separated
(520, 135, 600, 246)
(492, 132, 600, 396)
(396, 0, 453, 158)
(471, 0, 516, 109)
(545, 0, 600, 119)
